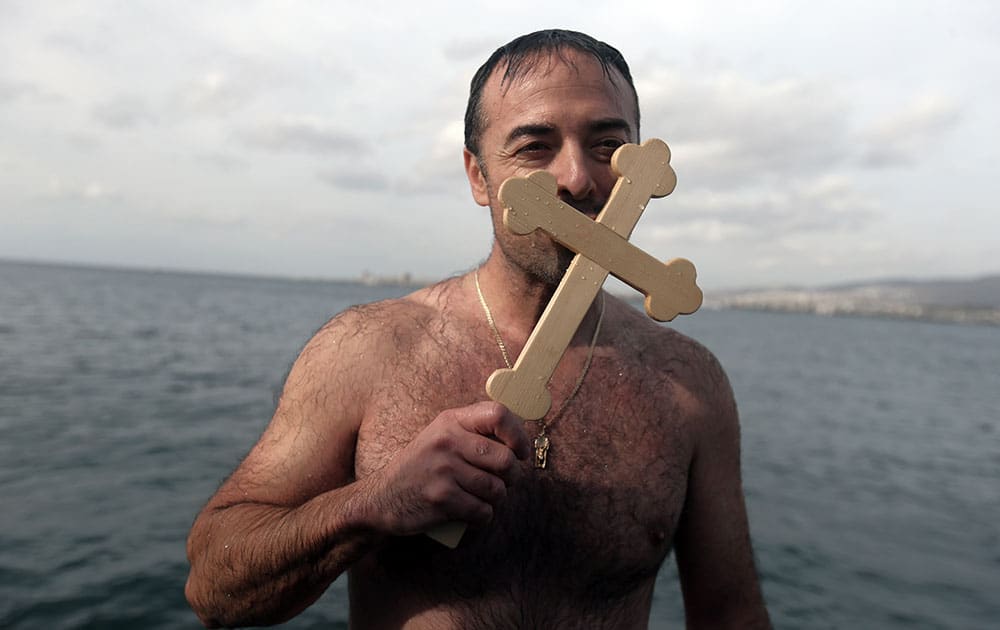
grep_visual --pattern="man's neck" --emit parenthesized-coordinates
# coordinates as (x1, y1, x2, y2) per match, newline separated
(477, 252, 550, 321)
(473, 248, 603, 351)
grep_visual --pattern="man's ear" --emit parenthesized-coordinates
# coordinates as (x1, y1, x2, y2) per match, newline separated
(463, 148, 490, 206)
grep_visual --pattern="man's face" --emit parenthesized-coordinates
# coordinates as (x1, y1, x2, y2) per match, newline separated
(464, 49, 638, 285)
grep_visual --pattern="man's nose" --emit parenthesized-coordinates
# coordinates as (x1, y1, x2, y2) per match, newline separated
(551, 144, 596, 206)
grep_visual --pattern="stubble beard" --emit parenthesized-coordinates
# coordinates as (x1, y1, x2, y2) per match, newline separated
(488, 190, 576, 286)
(495, 229, 576, 287)
(481, 161, 601, 287)
(492, 197, 604, 286)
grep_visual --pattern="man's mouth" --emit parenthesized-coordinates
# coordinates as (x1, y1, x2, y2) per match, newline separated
(562, 198, 605, 219)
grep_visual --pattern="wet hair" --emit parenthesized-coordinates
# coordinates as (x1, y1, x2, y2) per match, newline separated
(463, 29, 640, 157)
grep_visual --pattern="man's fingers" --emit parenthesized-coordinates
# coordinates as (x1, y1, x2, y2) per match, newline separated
(424, 474, 495, 525)
(456, 401, 532, 461)
(494, 407, 533, 461)
(399, 401, 531, 533)
(463, 435, 522, 486)
(453, 461, 507, 505)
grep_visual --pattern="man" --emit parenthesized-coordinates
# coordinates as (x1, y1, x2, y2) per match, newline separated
(185, 29, 770, 629)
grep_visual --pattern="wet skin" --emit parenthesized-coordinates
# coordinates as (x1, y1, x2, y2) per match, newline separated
(185, 49, 770, 629)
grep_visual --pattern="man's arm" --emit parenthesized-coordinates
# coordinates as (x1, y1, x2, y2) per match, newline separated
(673, 354, 771, 629)
(184, 308, 530, 628)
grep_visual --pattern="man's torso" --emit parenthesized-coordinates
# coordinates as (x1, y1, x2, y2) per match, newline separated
(343, 279, 711, 628)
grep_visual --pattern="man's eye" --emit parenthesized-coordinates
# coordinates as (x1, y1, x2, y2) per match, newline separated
(592, 138, 626, 161)
(517, 142, 549, 155)
(594, 138, 626, 154)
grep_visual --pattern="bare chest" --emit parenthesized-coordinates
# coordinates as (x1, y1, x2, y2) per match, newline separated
(355, 350, 693, 601)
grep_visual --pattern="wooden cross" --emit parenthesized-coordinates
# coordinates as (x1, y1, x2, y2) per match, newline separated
(426, 138, 701, 548)
(486, 138, 703, 420)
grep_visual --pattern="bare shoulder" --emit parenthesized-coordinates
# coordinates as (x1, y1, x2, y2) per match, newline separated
(611, 296, 736, 429)
(305, 289, 438, 376)
(208, 282, 452, 509)
(280, 281, 453, 420)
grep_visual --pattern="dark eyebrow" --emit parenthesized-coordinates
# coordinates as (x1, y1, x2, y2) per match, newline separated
(589, 117, 633, 139)
(503, 124, 556, 147)
(503, 118, 635, 148)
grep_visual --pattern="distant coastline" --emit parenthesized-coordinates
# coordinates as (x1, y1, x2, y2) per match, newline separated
(4, 258, 998, 326)
(357, 270, 423, 287)
(706, 276, 1000, 326)
(0, 257, 428, 288)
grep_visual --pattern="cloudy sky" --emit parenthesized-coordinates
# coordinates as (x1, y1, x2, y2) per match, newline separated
(1, 1, 996, 290)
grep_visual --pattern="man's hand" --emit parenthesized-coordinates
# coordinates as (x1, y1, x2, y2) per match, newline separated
(365, 401, 531, 536)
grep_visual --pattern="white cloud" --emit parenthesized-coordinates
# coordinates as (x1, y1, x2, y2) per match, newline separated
(0, 1, 996, 286)
(651, 219, 753, 244)
(159, 204, 249, 229)
(195, 152, 250, 172)
(92, 95, 157, 129)
(395, 119, 467, 195)
(43, 177, 121, 203)
(238, 117, 368, 155)
(640, 69, 853, 188)
(320, 169, 391, 193)
(0, 78, 51, 104)
(641, 67, 965, 198)
(442, 36, 497, 63)
(858, 94, 962, 167)
(171, 71, 252, 117)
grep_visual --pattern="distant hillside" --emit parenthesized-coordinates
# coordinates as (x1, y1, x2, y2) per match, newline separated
(708, 275, 1000, 326)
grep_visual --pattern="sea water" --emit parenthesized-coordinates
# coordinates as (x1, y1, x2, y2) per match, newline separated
(1, 260, 997, 629)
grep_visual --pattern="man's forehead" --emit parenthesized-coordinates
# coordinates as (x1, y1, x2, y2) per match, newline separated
(478, 49, 637, 132)
(489, 49, 628, 98)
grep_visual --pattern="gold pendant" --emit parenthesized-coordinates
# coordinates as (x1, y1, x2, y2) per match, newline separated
(533, 434, 550, 469)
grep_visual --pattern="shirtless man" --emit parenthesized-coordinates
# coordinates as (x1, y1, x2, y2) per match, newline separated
(185, 29, 770, 629)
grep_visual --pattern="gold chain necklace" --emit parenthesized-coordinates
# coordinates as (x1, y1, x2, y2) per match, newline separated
(474, 269, 605, 468)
